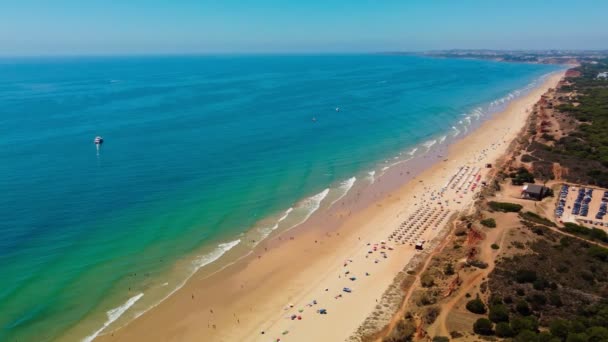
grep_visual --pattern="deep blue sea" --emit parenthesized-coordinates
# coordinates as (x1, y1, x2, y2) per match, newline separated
(0, 55, 560, 341)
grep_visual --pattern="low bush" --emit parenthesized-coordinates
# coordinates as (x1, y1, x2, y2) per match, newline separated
(421, 273, 435, 287)
(495, 322, 515, 338)
(444, 263, 454, 276)
(562, 223, 608, 243)
(468, 259, 489, 269)
(514, 269, 537, 283)
(432, 337, 449, 342)
(480, 218, 497, 228)
(489, 201, 523, 213)
(588, 245, 608, 262)
(466, 296, 487, 314)
(521, 211, 556, 227)
(489, 304, 510, 323)
(424, 306, 441, 324)
(473, 318, 494, 335)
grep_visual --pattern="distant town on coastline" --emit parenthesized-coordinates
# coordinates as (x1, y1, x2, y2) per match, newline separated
(389, 49, 608, 65)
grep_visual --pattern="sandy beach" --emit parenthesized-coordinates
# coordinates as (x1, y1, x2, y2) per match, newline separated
(94, 70, 566, 342)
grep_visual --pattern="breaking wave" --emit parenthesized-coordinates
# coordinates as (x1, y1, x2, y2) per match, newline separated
(82, 293, 144, 342)
(330, 177, 356, 207)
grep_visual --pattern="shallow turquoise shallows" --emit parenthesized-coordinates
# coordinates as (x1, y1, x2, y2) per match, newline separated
(0, 55, 560, 341)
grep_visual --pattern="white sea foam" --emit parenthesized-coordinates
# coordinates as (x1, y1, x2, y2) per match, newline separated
(287, 188, 330, 229)
(330, 177, 356, 207)
(278, 207, 293, 222)
(367, 170, 376, 183)
(256, 207, 294, 240)
(423, 139, 437, 150)
(193, 240, 241, 272)
(472, 107, 483, 119)
(408, 148, 418, 156)
(439, 135, 447, 144)
(82, 293, 144, 342)
(113, 238, 242, 337)
(381, 166, 390, 171)
(452, 126, 461, 137)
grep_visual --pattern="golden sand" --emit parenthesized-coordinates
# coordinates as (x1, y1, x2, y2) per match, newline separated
(95, 71, 565, 342)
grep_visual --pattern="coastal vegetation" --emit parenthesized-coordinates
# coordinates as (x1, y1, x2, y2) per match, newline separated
(509, 167, 535, 185)
(524, 60, 608, 186)
(480, 218, 497, 228)
(478, 214, 608, 342)
(373, 61, 608, 342)
(488, 201, 523, 213)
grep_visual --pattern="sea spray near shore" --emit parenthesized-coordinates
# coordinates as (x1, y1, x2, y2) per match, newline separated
(423, 139, 437, 150)
(82, 293, 144, 342)
(0, 55, 562, 342)
(256, 207, 295, 240)
(193, 240, 242, 272)
(295, 189, 330, 224)
(330, 177, 357, 207)
(367, 171, 376, 184)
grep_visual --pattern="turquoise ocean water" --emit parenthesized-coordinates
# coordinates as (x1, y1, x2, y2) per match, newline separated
(0, 55, 560, 341)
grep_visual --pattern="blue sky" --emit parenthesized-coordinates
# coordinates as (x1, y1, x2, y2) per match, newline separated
(1, 0, 607, 55)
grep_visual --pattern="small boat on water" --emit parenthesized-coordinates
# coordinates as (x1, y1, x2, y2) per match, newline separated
(94, 136, 104, 145)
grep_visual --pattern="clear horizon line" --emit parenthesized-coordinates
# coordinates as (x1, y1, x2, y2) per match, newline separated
(1, 48, 606, 59)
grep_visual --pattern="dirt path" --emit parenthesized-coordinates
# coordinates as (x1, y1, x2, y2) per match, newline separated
(375, 220, 458, 342)
(430, 214, 514, 338)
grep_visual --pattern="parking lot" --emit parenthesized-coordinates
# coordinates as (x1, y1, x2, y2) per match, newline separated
(555, 184, 608, 229)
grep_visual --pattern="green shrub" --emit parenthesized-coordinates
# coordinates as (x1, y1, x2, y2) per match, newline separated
(549, 293, 563, 307)
(511, 167, 535, 185)
(489, 201, 523, 213)
(432, 337, 449, 342)
(550, 319, 571, 339)
(467, 259, 488, 269)
(516, 300, 532, 316)
(511, 315, 539, 334)
(489, 304, 510, 323)
(444, 263, 454, 276)
(586, 327, 608, 341)
(480, 218, 497, 228)
(566, 332, 590, 342)
(562, 223, 608, 243)
(473, 318, 494, 335)
(466, 296, 487, 314)
(533, 277, 550, 290)
(515, 269, 538, 283)
(588, 245, 608, 262)
(515, 330, 539, 342)
(421, 273, 435, 287)
(521, 211, 557, 227)
(521, 154, 537, 163)
(424, 306, 441, 324)
(386, 319, 416, 342)
(495, 322, 516, 338)
(529, 293, 547, 308)
(538, 331, 560, 342)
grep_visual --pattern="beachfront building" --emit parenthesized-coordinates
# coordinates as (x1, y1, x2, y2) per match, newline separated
(521, 183, 550, 201)
(597, 72, 608, 79)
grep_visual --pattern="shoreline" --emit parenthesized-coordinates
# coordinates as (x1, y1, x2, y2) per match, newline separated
(84, 70, 566, 342)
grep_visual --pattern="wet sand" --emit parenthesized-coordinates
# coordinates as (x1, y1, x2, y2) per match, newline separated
(94, 71, 565, 342)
